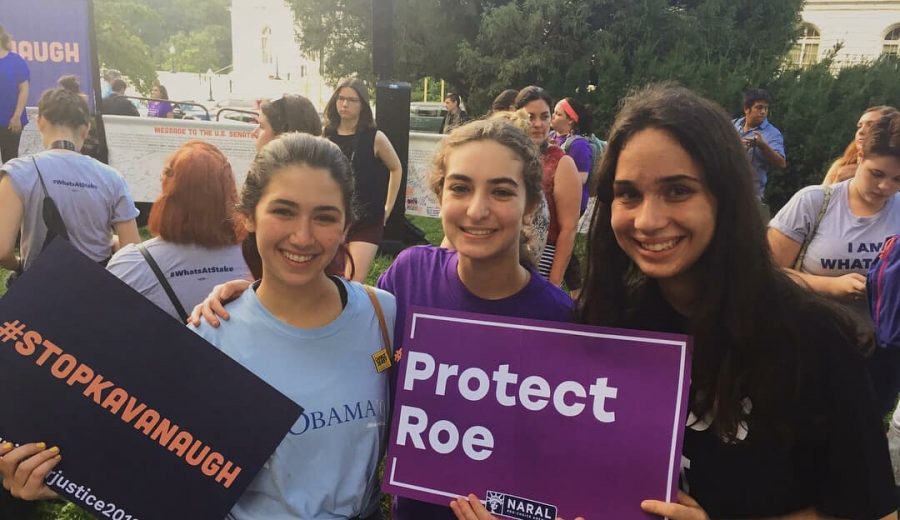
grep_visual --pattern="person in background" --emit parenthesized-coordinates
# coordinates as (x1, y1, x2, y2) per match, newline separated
(147, 84, 175, 119)
(823, 105, 897, 185)
(0, 77, 140, 274)
(489, 89, 518, 115)
(550, 96, 595, 296)
(441, 93, 470, 134)
(323, 77, 402, 282)
(733, 88, 785, 204)
(101, 69, 121, 99)
(0, 24, 29, 163)
(769, 111, 900, 417)
(107, 141, 251, 320)
(252, 94, 322, 153)
(515, 86, 581, 290)
(100, 78, 139, 117)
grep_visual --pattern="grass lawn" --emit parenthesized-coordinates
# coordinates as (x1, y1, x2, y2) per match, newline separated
(6, 215, 584, 520)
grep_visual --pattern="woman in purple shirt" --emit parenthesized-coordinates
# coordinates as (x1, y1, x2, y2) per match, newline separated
(148, 84, 174, 119)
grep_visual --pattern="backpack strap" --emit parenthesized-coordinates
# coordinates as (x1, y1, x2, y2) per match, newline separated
(364, 285, 391, 351)
(138, 243, 189, 322)
(31, 157, 70, 250)
(794, 185, 834, 271)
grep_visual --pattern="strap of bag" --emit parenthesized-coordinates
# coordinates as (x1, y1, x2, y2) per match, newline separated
(138, 243, 189, 322)
(364, 285, 391, 351)
(31, 156, 52, 198)
(31, 157, 71, 248)
(793, 185, 834, 271)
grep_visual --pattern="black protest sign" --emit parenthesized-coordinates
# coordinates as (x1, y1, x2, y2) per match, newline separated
(0, 239, 302, 519)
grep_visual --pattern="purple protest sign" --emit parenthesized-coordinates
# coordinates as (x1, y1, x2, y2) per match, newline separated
(383, 307, 692, 520)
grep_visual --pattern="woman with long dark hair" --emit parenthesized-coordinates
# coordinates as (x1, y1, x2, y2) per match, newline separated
(580, 84, 896, 520)
(323, 77, 402, 282)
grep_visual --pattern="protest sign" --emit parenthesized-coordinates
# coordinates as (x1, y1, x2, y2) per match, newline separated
(0, 0, 96, 109)
(0, 240, 302, 520)
(383, 308, 691, 520)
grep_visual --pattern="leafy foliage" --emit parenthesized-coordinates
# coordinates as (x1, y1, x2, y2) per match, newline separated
(93, 0, 232, 91)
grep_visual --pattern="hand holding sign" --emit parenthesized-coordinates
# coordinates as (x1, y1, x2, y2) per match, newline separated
(0, 442, 61, 501)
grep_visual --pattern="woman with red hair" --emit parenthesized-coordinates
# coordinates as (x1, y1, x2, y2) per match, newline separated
(106, 141, 251, 320)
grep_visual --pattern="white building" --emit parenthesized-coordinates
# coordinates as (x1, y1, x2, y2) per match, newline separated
(229, 0, 332, 106)
(791, 0, 900, 68)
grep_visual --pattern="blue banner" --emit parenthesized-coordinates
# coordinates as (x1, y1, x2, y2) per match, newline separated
(1, 0, 96, 109)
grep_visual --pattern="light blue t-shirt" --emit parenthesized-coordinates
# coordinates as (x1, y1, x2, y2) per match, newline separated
(733, 117, 785, 198)
(1, 151, 139, 269)
(770, 179, 900, 325)
(107, 237, 251, 320)
(192, 280, 396, 520)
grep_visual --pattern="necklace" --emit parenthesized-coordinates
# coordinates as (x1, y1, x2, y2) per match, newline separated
(49, 140, 77, 151)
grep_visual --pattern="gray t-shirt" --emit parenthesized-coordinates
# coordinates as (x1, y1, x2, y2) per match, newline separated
(2, 151, 139, 269)
(770, 179, 900, 324)
(107, 237, 251, 320)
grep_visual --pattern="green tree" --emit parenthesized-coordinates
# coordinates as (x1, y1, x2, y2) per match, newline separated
(286, 0, 499, 96)
(156, 26, 232, 73)
(94, 0, 161, 93)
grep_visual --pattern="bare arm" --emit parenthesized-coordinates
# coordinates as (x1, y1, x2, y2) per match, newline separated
(755, 132, 786, 169)
(8, 80, 28, 133)
(113, 220, 141, 250)
(375, 130, 403, 223)
(766, 228, 866, 300)
(549, 155, 581, 286)
(0, 174, 24, 270)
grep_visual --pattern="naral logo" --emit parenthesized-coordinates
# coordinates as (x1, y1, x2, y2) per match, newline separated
(483, 490, 557, 520)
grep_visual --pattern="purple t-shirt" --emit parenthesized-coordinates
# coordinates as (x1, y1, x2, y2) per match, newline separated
(147, 100, 174, 118)
(377, 245, 575, 520)
(551, 133, 593, 214)
(0, 52, 30, 127)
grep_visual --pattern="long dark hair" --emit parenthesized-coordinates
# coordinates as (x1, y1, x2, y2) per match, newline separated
(579, 84, 862, 442)
(260, 94, 322, 137)
(322, 77, 375, 137)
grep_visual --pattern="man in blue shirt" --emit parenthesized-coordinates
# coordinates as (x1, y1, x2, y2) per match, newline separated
(733, 88, 786, 201)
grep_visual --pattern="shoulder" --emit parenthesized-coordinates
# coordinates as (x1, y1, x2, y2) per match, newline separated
(347, 280, 397, 317)
(191, 289, 256, 343)
(379, 246, 448, 289)
(1, 156, 33, 177)
(524, 273, 576, 321)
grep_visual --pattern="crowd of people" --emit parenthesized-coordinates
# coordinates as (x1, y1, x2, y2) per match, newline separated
(0, 63, 898, 520)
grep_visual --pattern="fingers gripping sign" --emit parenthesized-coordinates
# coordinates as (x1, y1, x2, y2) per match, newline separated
(0, 442, 61, 500)
(640, 491, 709, 520)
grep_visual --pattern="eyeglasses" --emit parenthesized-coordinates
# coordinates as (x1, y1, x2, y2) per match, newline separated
(337, 96, 360, 104)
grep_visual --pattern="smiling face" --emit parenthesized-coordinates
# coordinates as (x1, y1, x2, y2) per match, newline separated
(852, 153, 900, 207)
(246, 164, 347, 291)
(551, 102, 574, 135)
(855, 110, 884, 151)
(611, 128, 717, 289)
(440, 140, 529, 265)
(521, 99, 551, 146)
(335, 87, 362, 122)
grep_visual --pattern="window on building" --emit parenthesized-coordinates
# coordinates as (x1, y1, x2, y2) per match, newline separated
(788, 23, 821, 68)
(261, 27, 273, 64)
(300, 65, 307, 77)
(884, 26, 900, 56)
